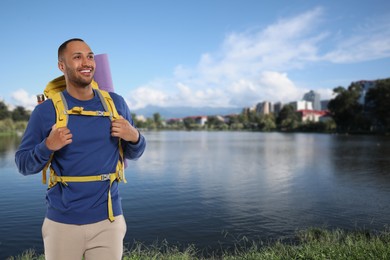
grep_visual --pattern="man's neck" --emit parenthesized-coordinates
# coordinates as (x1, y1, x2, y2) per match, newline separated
(66, 84, 94, 100)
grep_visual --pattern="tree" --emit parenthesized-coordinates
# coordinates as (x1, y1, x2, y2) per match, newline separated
(256, 114, 276, 131)
(276, 104, 300, 131)
(206, 116, 227, 130)
(12, 106, 30, 121)
(365, 79, 390, 132)
(0, 101, 10, 120)
(153, 113, 163, 129)
(183, 117, 195, 130)
(328, 84, 368, 133)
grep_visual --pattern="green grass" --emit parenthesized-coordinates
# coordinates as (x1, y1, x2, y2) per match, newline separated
(7, 227, 390, 260)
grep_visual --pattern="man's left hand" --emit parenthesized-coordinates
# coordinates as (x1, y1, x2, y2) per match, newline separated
(111, 116, 139, 143)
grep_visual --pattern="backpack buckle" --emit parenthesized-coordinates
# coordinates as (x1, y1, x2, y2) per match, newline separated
(71, 107, 84, 114)
(101, 174, 110, 181)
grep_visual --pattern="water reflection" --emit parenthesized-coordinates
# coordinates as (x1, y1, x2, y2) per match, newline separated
(1, 132, 390, 259)
(0, 135, 21, 168)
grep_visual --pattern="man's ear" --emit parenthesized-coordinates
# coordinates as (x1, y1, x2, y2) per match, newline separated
(58, 61, 65, 72)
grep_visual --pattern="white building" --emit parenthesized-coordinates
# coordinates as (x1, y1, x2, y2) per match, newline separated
(289, 100, 313, 111)
(303, 90, 321, 110)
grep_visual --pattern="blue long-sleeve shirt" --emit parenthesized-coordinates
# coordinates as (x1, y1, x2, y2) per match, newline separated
(15, 89, 146, 224)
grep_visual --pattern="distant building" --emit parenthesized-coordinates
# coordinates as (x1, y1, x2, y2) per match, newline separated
(273, 102, 283, 116)
(242, 106, 256, 116)
(255, 101, 272, 115)
(321, 100, 329, 111)
(303, 90, 321, 110)
(290, 100, 313, 111)
(135, 115, 147, 122)
(185, 115, 208, 126)
(298, 110, 329, 122)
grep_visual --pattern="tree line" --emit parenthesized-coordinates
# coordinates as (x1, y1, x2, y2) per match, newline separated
(1, 78, 389, 134)
(328, 78, 390, 134)
(0, 103, 29, 133)
(134, 78, 390, 134)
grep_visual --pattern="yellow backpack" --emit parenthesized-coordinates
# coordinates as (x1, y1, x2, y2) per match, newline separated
(42, 75, 126, 222)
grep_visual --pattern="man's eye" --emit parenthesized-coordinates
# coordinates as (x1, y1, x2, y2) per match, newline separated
(88, 55, 94, 60)
(74, 56, 80, 59)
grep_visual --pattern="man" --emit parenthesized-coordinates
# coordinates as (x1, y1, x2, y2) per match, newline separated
(15, 38, 146, 260)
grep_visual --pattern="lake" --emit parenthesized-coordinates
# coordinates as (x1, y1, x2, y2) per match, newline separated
(1, 131, 390, 258)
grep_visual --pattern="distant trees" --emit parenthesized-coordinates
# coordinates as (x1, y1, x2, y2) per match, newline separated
(0, 101, 30, 122)
(327, 84, 369, 132)
(276, 104, 300, 131)
(327, 79, 390, 134)
(365, 79, 390, 132)
(12, 106, 30, 121)
(0, 101, 30, 133)
(0, 101, 10, 120)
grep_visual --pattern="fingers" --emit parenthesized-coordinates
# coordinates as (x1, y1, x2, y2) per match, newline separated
(58, 127, 73, 143)
(111, 117, 139, 142)
(111, 119, 127, 136)
(46, 126, 72, 151)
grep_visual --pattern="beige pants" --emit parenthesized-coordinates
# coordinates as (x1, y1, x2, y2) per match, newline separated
(42, 215, 127, 260)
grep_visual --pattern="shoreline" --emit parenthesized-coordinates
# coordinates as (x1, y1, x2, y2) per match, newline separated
(8, 227, 390, 260)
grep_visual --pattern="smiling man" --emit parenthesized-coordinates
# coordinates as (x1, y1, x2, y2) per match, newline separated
(15, 38, 146, 260)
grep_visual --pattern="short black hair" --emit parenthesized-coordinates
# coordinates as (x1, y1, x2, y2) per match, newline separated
(58, 38, 84, 61)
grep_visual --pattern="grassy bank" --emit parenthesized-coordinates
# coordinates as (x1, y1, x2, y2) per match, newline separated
(7, 227, 390, 259)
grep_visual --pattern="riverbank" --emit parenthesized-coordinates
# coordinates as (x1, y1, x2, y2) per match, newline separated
(7, 228, 390, 259)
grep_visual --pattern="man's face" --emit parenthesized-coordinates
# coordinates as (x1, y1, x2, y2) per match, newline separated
(58, 41, 95, 88)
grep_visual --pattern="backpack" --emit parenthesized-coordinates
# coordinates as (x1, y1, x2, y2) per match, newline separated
(41, 75, 126, 222)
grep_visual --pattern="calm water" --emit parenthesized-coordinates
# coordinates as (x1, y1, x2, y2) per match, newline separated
(1, 131, 390, 258)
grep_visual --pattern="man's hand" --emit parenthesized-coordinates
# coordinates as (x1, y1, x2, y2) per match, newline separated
(111, 116, 139, 143)
(45, 124, 73, 151)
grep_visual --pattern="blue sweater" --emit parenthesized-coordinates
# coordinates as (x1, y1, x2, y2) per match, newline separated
(15, 89, 146, 224)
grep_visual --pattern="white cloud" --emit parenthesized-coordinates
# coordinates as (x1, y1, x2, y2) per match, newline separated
(126, 85, 168, 109)
(126, 7, 327, 108)
(322, 14, 390, 63)
(11, 89, 37, 111)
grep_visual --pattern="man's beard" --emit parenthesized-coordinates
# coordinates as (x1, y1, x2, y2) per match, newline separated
(66, 67, 94, 88)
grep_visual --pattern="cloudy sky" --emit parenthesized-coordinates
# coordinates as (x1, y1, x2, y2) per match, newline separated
(1, 0, 390, 111)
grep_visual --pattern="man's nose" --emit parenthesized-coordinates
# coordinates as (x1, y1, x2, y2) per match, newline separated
(81, 56, 94, 67)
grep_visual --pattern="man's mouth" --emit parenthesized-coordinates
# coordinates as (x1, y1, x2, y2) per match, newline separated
(79, 68, 93, 75)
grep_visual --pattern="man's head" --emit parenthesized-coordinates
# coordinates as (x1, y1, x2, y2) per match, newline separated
(58, 38, 95, 88)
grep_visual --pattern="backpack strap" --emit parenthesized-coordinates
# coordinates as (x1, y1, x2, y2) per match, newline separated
(96, 89, 126, 184)
(96, 89, 120, 120)
(42, 92, 69, 184)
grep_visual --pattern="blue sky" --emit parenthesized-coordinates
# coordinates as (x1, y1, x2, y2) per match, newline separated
(1, 0, 390, 111)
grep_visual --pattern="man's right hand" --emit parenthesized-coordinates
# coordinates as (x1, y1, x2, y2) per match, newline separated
(45, 124, 73, 151)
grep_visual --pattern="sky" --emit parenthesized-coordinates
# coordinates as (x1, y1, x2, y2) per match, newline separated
(1, 0, 390, 111)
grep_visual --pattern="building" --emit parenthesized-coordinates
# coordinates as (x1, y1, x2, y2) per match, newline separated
(255, 101, 272, 115)
(273, 102, 283, 116)
(321, 100, 329, 111)
(290, 100, 313, 111)
(298, 110, 329, 122)
(185, 115, 208, 126)
(303, 90, 321, 110)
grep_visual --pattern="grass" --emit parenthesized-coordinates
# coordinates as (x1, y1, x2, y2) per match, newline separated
(7, 227, 390, 260)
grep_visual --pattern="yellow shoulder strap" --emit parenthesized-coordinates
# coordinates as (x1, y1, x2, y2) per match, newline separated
(96, 89, 120, 120)
(95, 89, 126, 183)
(51, 92, 68, 128)
(42, 91, 68, 184)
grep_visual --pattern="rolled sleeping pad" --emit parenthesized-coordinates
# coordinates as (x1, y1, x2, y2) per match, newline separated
(94, 54, 114, 92)
(94, 54, 128, 168)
